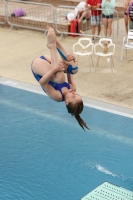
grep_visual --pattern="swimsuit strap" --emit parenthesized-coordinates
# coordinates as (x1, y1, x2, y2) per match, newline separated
(40, 55, 46, 60)
(56, 47, 66, 60)
(49, 81, 70, 101)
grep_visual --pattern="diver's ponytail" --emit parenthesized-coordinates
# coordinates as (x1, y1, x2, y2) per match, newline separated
(66, 101, 89, 131)
(75, 114, 89, 131)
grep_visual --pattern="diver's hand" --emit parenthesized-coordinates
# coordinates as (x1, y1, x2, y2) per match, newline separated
(54, 61, 65, 72)
(66, 54, 76, 62)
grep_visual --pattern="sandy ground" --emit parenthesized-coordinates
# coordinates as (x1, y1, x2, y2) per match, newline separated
(0, 15, 133, 110)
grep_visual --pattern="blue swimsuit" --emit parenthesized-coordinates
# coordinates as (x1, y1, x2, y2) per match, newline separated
(31, 55, 70, 101)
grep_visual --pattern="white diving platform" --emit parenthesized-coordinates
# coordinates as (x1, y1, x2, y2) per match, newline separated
(80, 182, 133, 200)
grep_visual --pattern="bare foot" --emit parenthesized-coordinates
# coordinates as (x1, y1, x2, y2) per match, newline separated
(46, 25, 56, 49)
(46, 25, 55, 35)
(46, 25, 59, 46)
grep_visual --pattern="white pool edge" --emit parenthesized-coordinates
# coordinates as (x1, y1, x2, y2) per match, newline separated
(0, 76, 133, 119)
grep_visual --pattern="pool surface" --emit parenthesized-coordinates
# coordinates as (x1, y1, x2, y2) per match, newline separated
(0, 79, 133, 200)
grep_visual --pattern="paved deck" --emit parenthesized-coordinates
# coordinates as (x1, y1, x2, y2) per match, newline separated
(0, 16, 133, 110)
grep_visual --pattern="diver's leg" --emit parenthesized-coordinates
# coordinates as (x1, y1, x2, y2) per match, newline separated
(46, 25, 78, 74)
(32, 26, 61, 76)
(31, 58, 53, 76)
(46, 25, 60, 68)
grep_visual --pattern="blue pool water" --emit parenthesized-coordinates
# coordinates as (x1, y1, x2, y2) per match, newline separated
(0, 84, 133, 200)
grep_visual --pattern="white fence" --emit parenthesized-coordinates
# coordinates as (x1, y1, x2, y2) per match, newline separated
(55, 6, 119, 39)
(1, 0, 119, 39)
(6, 0, 54, 35)
(0, 0, 6, 25)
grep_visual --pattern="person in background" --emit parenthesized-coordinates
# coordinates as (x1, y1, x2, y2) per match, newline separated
(76, 2, 91, 23)
(85, 0, 102, 43)
(102, 0, 115, 38)
(126, 1, 133, 32)
(67, 2, 91, 23)
(123, 0, 132, 35)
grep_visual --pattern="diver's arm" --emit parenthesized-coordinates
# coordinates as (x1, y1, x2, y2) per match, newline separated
(39, 67, 56, 85)
(67, 73, 76, 91)
(42, 84, 63, 102)
(39, 61, 64, 85)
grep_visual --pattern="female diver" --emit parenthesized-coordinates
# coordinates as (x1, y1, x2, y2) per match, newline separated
(31, 25, 89, 131)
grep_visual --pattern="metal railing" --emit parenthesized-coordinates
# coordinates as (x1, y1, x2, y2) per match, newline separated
(1, 1, 119, 39)
(55, 6, 119, 39)
(6, 0, 54, 35)
(0, 0, 6, 25)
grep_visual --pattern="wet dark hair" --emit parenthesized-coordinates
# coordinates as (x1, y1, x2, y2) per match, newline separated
(66, 101, 89, 131)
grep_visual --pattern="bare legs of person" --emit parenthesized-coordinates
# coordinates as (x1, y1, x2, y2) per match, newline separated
(77, 9, 83, 23)
(97, 25, 101, 36)
(124, 14, 128, 35)
(102, 18, 113, 37)
(56, 37, 77, 69)
(102, 18, 108, 36)
(91, 26, 95, 42)
(31, 26, 65, 84)
(78, 10, 90, 23)
(46, 26, 58, 67)
(92, 25, 101, 42)
(46, 25, 78, 74)
(107, 18, 113, 37)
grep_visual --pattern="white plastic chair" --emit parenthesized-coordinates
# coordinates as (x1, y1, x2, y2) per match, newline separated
(73, 38, 94, 72)
(94, 38, 115, 72)
(120, 30, 133, 61)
